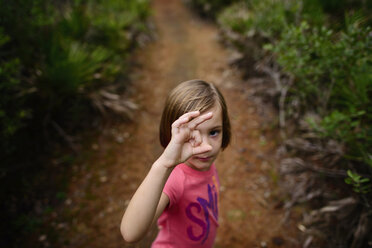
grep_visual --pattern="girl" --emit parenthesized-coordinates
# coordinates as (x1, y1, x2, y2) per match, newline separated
(120, 79, 231, 247)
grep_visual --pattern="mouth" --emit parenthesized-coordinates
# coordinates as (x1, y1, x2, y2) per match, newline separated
(195, 156, 212, 162)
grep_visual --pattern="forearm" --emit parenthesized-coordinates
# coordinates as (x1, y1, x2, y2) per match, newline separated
(120, 156, 173, 242)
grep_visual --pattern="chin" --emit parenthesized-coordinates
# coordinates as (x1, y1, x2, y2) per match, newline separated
(187, 158, 214, 171)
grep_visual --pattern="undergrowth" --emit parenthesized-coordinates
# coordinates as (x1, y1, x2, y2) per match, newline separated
(188, 0, 372, 247)
(0, 0, 150, 246)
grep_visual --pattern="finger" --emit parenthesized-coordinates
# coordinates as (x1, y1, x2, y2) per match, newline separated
(172, 111, 200, 129)
(190, 130, 202, 147)
(188, 112, 213, 129)
(192, 144, 212, 155)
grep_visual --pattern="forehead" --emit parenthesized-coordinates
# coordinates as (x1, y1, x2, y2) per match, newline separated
(198, 104, 223, 129)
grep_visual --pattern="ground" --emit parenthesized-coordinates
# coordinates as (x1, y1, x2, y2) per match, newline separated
(39, 0, 302, 247)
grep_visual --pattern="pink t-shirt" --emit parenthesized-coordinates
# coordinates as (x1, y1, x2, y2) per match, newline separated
(152, 163, 220, 248)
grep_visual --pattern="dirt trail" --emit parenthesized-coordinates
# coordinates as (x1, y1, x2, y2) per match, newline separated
(50, 0, 300, 247)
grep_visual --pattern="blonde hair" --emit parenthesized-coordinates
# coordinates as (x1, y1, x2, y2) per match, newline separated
(159, 79, 231, 149)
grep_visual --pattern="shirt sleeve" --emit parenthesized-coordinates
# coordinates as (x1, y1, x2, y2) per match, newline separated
(163, 165, 185, 209)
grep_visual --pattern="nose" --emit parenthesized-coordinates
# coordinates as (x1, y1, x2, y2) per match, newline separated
(201, 135, 212, 149)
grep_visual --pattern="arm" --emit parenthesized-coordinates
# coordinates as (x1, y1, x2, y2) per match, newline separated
(120, 156, 172, 243)
(120, 111, 213, 243)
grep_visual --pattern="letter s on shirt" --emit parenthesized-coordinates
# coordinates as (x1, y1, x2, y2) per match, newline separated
(185, 202, 207, 241)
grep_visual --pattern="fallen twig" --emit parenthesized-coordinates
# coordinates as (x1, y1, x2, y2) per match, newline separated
(256, 59, 294, 138)
(281, 157, 348, 178)
(51, 121, 79, 153)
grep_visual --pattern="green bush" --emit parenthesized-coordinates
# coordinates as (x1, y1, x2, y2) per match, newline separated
(267, 21, 371, 109)
(219, 0, 295, 39)
(218, 0, 371, 40)
(187, 0, 239, 19)
(216, 1, 372, 245)
(0, 0, 150, 157)
(267, 20, 371, 171)
(345, 170, 371, 194)
(0, 0, 150, 246)
(87, 0, 150, 50)
(0, 28, 26, 154)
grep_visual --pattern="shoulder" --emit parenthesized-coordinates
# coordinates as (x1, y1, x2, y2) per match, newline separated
(163, 164, 186, 206)
(169, 164, 187, 183)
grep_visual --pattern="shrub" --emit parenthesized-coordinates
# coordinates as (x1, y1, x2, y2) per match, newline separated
(186, 0, 240, 19)
(219, 0, 295, 39)
(267, 20, 371, 172)
(0, 28, 26, 154)
(0, 0, 150, 156)
(216, 0, 371, 246)
(0, 0, 150, 246)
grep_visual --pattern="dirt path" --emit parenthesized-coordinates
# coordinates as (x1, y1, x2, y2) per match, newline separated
(48, 0, 301, 247)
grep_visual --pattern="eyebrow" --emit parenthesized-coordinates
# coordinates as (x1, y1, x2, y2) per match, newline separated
(210, 125, 222, 129)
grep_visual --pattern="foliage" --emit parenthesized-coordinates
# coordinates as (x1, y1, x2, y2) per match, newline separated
(0, 0, 150, 246)
(345, 170, 371, 194)
(0, 0, 150, 157)
(186, 0, 240, 19)
(269, 20, 371, 111)
(268, 20, 372, 174)
(218, 0, 372, 188)
(218, 0, 296, 39)
(215, 0, 372, 246)
(0, 28, 25, 155)
(219, 0, 372, 39)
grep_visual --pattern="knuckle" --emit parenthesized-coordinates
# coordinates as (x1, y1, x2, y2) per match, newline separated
(172, 121, 178, 128)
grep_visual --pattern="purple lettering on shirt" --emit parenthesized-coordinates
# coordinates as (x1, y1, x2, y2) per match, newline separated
(186, 184, 219, 244)
(185, 202, 207, 241)
(197, 184, 218, 244)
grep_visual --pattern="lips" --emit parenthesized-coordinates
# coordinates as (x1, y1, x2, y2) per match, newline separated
(195, 156, 211, 162)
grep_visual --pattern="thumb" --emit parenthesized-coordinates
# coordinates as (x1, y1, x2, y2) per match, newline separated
(192, 144, 212, 155)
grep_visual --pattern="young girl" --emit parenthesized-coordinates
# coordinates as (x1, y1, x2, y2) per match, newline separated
(120, 79, 231, 247)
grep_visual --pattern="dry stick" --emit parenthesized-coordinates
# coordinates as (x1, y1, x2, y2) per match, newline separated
(302, 162, 347, 177)
(278, 75, 294, 133)
(257, 58, 282, 92)
(285, 158, 348, 178)
(278, 80, 293, 134)
(295, 0, 304, 25)
(319, 77, 336, 115)
(257, 61, 293, 138)
(350, 209, 372, 248)
(51, 121, 79, 153)
(297, 160, 371, 179)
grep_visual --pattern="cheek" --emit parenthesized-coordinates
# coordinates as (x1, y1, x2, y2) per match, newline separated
(212, 137, 223, 150)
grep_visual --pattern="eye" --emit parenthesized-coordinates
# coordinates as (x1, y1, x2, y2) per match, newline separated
(209, 130, 220, 137)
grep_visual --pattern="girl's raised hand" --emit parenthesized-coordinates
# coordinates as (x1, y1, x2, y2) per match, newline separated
(161, 111, 213, 167)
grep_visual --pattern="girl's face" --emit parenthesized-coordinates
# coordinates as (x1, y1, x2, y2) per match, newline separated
(185, 104, 223, 171)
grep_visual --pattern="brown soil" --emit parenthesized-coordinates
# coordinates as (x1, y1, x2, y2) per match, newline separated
(42, 0, 302, 247)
